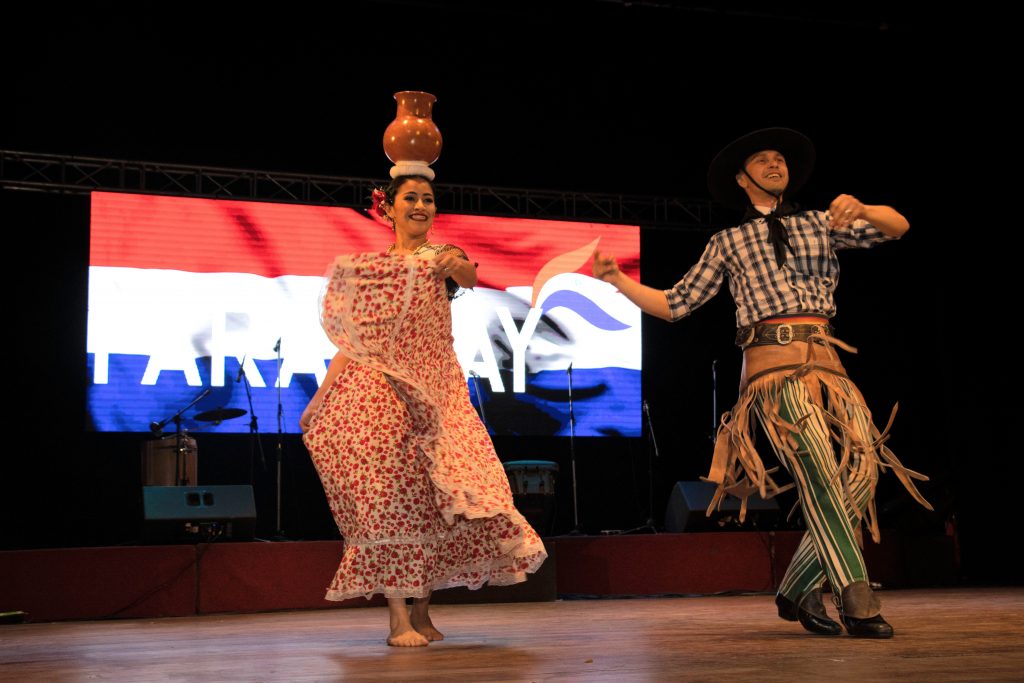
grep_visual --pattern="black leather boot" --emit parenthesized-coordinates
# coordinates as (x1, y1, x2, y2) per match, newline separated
(837, 581, 893, 639)
(775, 588, 842, 636)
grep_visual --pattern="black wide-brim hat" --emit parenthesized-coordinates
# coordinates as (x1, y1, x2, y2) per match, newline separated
(707, 128, 816, 208)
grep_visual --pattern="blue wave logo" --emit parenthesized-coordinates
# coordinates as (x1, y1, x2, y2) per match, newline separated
(530, 237, 632, 331)
(540, 290, 631, 331)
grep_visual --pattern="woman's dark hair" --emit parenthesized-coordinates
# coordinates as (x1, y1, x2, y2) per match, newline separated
(383, 175, 435, 205)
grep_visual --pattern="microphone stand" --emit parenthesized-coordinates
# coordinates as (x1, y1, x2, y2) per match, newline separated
(149, 388, 210, 486)
(237, 355, 267, 493)
(273, 337, 287, 539)
(622, 399, 660, 534)
(567, 362, 583, 535)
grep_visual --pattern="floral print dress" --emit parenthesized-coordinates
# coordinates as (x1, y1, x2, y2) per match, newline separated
(304, 252, 547, 600)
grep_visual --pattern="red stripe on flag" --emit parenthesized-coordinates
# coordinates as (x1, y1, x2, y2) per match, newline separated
(90, 192, 640, 282)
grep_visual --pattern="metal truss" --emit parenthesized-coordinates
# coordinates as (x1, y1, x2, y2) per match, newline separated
(1, 149, 718, 230)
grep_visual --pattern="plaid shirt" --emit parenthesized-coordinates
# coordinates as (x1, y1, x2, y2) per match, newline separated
(664, 209, 897, 328)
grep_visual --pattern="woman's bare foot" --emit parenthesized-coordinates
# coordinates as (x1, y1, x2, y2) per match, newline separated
(387, 597, 429, 647)
(411, 616, 444, 642)
(387, 627, 429, 647)
(411, 595, 444, 641)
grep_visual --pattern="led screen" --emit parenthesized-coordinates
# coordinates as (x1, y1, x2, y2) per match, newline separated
(87, 191, 641, 436)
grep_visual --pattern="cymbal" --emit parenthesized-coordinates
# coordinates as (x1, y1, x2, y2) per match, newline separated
(193, 407, 247, 422)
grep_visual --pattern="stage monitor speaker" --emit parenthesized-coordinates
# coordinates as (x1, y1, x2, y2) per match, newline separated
(142, 485, 256, 543)
(664, 480, 779, 532)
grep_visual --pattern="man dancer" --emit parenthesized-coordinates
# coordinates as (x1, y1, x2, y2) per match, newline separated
(592, 128, 930, 638)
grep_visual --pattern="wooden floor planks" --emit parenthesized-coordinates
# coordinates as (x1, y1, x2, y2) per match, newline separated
(2, 588, 1021, 681)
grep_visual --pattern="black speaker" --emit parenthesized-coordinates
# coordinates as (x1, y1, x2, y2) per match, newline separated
(664, 480, 780, 532)
(142, 485, 256, 543)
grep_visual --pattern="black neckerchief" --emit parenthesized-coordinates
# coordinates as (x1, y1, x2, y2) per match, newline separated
(740, 200, 802, 268)
(738, 168, 802, 268)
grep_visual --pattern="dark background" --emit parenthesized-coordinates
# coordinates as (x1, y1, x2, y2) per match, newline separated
(3, 3, 1015, 582)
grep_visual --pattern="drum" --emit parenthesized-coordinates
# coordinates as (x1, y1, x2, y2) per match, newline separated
(503, 460, 559, 495)
(142, 434, 198, 486)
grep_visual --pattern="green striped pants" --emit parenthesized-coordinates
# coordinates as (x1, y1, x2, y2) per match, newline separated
(754, 374, 879, 601)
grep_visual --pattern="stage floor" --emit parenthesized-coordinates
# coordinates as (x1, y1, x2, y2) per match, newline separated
(1, 588, 1021, 682)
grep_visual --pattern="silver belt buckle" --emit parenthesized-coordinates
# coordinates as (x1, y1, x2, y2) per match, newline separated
(776, 323, 793, 345)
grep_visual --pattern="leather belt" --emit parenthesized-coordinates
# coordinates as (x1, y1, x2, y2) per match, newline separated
(736, 321, 833, 349)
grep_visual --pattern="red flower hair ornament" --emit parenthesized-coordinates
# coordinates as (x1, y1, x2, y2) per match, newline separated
(370, 187, 392, 226)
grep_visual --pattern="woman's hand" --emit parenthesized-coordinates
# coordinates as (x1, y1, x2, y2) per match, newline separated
(431, 251, 478, 287)
(431, 251, 463, 278)
(301, 352, 351, 433)
(300, 398, 321, 434)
